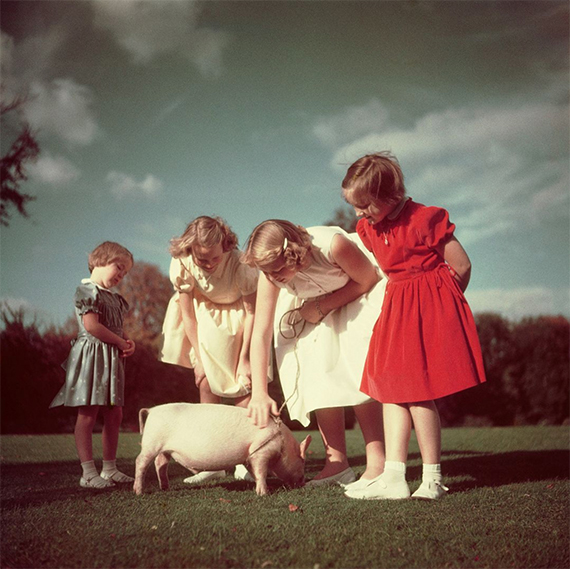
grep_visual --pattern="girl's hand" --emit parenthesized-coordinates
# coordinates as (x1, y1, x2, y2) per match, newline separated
(247, 394, 279, 428)
(193, 361, 207, 388)
(120, 339, 136, 357)
(236, 360, 252, 390)
(299, 300, 326, 324)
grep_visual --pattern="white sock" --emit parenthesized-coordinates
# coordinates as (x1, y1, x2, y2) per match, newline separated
(101, 460, 117, 475)
(382, 461, 406, 483)
(81, 460, 98, 479)
(422, 463, 442, 484)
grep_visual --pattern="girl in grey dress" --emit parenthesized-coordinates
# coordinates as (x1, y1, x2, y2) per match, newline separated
(50, 242, 136, 489)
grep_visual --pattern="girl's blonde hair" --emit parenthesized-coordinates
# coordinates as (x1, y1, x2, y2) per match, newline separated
(342, 152, 406, 206)
(169, 216, 238, 259)
(243, 220, 312, 270)
(88, 242, 134, 272)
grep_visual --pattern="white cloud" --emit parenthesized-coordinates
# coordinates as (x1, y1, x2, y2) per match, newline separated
(313, 99, 391, 148)
(24, 79, 100, 146)
(466, 287, 570, 320)
(319, 99, 569, 245)
(27, 153, 81, 187)
(107, 171, 164, 199)
(92, 0, 231, 78)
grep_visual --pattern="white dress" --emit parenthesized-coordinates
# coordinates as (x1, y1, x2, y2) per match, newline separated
(160, 250, 259, 398)
(272, 226, 386, 426)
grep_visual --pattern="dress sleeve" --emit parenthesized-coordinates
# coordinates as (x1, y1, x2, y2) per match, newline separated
(356, 219, 373, 251)
(169, 257, 195, 294)
(236, 262, 259, 296)
(74, 283, 102, 316)
(417, 206, 456, 249)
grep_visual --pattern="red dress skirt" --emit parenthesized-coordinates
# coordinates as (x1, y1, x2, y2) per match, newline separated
(357, 200, 486, 404)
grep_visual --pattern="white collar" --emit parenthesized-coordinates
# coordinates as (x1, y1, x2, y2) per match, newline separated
(81, 278, 113, 292)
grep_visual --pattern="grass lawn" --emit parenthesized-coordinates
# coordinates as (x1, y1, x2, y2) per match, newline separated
(1, 426, 568, 569)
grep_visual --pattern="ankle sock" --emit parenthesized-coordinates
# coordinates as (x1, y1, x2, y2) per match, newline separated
(101, 460, 118, 476)
(81, 460, 98, 479)
(422, 463, 442, 484)
(382, 461, 406, 483)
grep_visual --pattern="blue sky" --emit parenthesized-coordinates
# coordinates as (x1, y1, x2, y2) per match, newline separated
(1, 0, 568, 326)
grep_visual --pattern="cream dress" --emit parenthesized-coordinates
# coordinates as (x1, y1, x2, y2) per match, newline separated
(160, 250, 259, 398)
(272, 226, 386, 426)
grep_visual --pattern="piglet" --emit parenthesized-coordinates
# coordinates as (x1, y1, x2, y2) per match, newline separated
(133, 403, 311, 496)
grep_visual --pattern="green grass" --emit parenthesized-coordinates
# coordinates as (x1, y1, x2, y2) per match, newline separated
(1, 426, 568, 569)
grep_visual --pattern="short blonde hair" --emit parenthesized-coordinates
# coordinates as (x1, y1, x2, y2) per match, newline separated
(342, 152, 406, 206)
(243, 220, 312, 270)
(169, 216, 238, 258)
(88, 241, 133, 272)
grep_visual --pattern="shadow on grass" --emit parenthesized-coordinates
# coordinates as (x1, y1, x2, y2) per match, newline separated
(334, 449, 569, 492)
(0, 458, 294, 510)
(3, 449, 568, 510)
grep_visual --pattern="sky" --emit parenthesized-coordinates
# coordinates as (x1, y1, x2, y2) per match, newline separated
(1, 0, 568, 327)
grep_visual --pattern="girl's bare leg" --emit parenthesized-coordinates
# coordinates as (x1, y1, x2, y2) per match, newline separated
(74, 406, 99, 463)
(101, 405, 123, 461)
(354, 401, 385, 479)
(199, 378, 221, 404)
(409, 400, 441, 465)
(312, 407, 350, 479)
(383, 403, 412, 463)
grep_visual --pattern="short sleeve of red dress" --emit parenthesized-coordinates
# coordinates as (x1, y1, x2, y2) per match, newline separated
(356, 219, 373, 251)
(416, 206, 456, 249)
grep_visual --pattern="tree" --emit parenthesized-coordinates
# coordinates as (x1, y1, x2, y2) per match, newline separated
(0, 95, 39, 226)
(115, 261, 173, 355)
(324, 205, 357, 232)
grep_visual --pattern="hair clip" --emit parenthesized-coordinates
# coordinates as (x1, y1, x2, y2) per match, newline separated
(282, 237, 288, 252)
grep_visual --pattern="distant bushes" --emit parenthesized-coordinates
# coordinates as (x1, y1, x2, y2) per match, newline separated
(0, 307, 568, 433)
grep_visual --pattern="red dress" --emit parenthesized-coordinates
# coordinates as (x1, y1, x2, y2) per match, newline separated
(357, 199, 486, 403)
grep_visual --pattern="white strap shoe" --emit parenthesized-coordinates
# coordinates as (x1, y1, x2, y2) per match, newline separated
(411, 480, 449, 500)
(183, 470, 226, 485)
(306, 467, 356, 487)
(344, 476, 410, 500)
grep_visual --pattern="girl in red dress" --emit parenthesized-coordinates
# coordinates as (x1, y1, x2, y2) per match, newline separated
(341, 152, 486, 500)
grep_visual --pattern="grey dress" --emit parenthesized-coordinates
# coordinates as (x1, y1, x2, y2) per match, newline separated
(50, 280, 129, 408)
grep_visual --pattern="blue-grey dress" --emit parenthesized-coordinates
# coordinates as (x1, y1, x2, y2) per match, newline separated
(50, 280, 129, 408)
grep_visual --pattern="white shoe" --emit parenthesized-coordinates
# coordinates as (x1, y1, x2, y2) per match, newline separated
(344, 476, 410, 500)
(183, 470, 225, 485)
(411, 480, 449, 500)
(305, 467, 356, 487)
(80, 475, 115, 489)
(342, 473, 383, 491)
(101, 470, 134, 483)
(234, 464, 254, 482)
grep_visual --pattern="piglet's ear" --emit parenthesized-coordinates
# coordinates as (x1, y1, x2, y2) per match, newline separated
(299, 435, 312, 460)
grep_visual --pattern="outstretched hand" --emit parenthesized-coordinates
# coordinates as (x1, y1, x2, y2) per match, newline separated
(247, 394, 280, 428)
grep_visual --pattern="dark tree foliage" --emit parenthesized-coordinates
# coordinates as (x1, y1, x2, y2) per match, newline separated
(2, 295, 568, 432)
(115, 261, 173, 355)
(325, 205, 358, 232)
(0, 96, 39, 226)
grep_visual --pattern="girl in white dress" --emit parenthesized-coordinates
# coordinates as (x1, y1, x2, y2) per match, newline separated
(160, 216, 260, 484)
(244, 220, 386, 487)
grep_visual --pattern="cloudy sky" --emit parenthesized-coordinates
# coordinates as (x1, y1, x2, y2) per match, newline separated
(1, 0, 568, 326)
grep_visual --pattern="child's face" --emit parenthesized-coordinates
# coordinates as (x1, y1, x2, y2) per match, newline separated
(343, 188, 397, 225)
(262, 258, 298, 284)
(91, 256, 132, 289)
(193, 243, 224, 273)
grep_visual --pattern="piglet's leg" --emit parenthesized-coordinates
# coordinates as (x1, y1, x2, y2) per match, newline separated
(134, 449, 156, 495)
(248, 456, 269, 496)
(155, 452, 171, 491)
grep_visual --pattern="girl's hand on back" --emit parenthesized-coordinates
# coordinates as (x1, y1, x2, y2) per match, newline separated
(121, 339, 136, 358)
(193, 361, 207, 388)
(247, 394, 279, 428)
